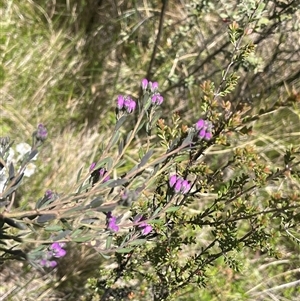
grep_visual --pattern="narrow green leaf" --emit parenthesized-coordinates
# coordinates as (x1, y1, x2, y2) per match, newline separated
(106, 157, 113, 171)
(8, 162, 14, 180)
(52, 230, 71, 240)
(45, 225, 63, 231)
(165, 206, 180, 213)
(88, 197, 104, 208)
(118, 139, 124, 156)
(128, 239, 147, 246)
(115, 247, 134, 254)
(28, 149, 38, 161)
(115, 115, 127, 131)
(106, 235, 112, 249)
(137, 120, 146, 133)
(126, 130, 133, 144)
(76, 166, 83, 183)
(139, 149, 154, 168)
(73, 236, 93, 242)
(153, 206, 162, 216)
(98, 252, 111, 259)
(110, 131, 120, 148)
(37, 214, 57, 223)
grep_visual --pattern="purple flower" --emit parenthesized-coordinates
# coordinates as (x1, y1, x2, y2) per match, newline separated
(36, 124, 48, 141)
(134, 215, 152, 235)
(151, 94, 163, 105)
(90, 162, 96, 171)
(174, 178, 183, 193)
(99, 168, 110, 182)
(124, 97, 136, 113)
(40, 259, 57, 268)
(205, 132, 212, 140)
(139, 222, 152, 235)
(107, 212, 119, 232)
(199, 129, 206, 139)
(169, 175, 177, 187)
(117, 95, 124, 109)
(50, 242, 67, 258)
(195, 119, 213, 141)
(195, 119, 205, 131)
(44, 189, 53, 199)
(141, 78, 148, 90)
(151, 82, 159, 92)
(181, 180, 191, 194)
(170, 175, 190, 194)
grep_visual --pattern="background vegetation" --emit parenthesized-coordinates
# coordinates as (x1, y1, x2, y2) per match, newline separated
(1, 0, 299, 300)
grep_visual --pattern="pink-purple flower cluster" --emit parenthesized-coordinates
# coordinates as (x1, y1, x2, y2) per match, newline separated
(40, 242, 67, 268)
(141, 78, 163, 105)
(195, 119, 213, 140)
(90, 163, 110, 183)
(117, 95, 136, 113)
(134, 215, 153, 235)
(107, 212, 153, 236)
(36, 124, 48, 142)
(169, 174, 191, 194)
(107, 212, 119, 232)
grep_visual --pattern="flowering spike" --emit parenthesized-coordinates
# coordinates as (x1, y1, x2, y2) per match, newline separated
(107, 212, 119, 232)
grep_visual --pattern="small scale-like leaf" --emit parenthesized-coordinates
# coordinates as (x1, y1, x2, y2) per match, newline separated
(165, 206, 180, 213)
(115, 247, 134, 254)
(128, 239, 147, 246)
